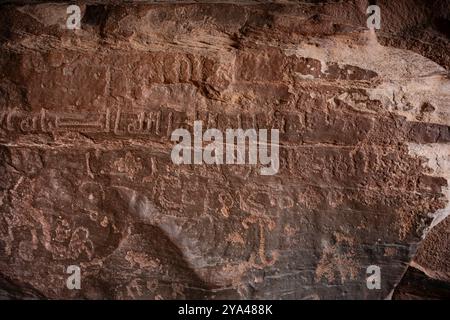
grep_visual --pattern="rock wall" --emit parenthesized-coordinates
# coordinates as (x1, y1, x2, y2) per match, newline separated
(0, 0, 449, 299)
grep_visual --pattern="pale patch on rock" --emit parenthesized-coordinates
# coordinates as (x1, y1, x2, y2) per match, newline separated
(407, 143, 450, 236)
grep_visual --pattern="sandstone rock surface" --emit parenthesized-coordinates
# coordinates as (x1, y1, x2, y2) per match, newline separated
(0, 0, 449, 299)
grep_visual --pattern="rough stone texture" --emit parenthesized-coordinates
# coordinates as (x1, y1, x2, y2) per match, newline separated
(392, 266, 450, 300)
(0, 1, 449, 299)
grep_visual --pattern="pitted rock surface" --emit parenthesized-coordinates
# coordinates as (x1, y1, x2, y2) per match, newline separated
(0, 1, 449, 299)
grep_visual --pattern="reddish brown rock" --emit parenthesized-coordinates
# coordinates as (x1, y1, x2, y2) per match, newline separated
(0, 0, 449, 300)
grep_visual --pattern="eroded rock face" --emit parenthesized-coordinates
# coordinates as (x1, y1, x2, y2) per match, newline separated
(0, 1, 449, 299)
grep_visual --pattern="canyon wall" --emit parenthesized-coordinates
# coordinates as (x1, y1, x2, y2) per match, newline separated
(0, 0, 449, 299)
